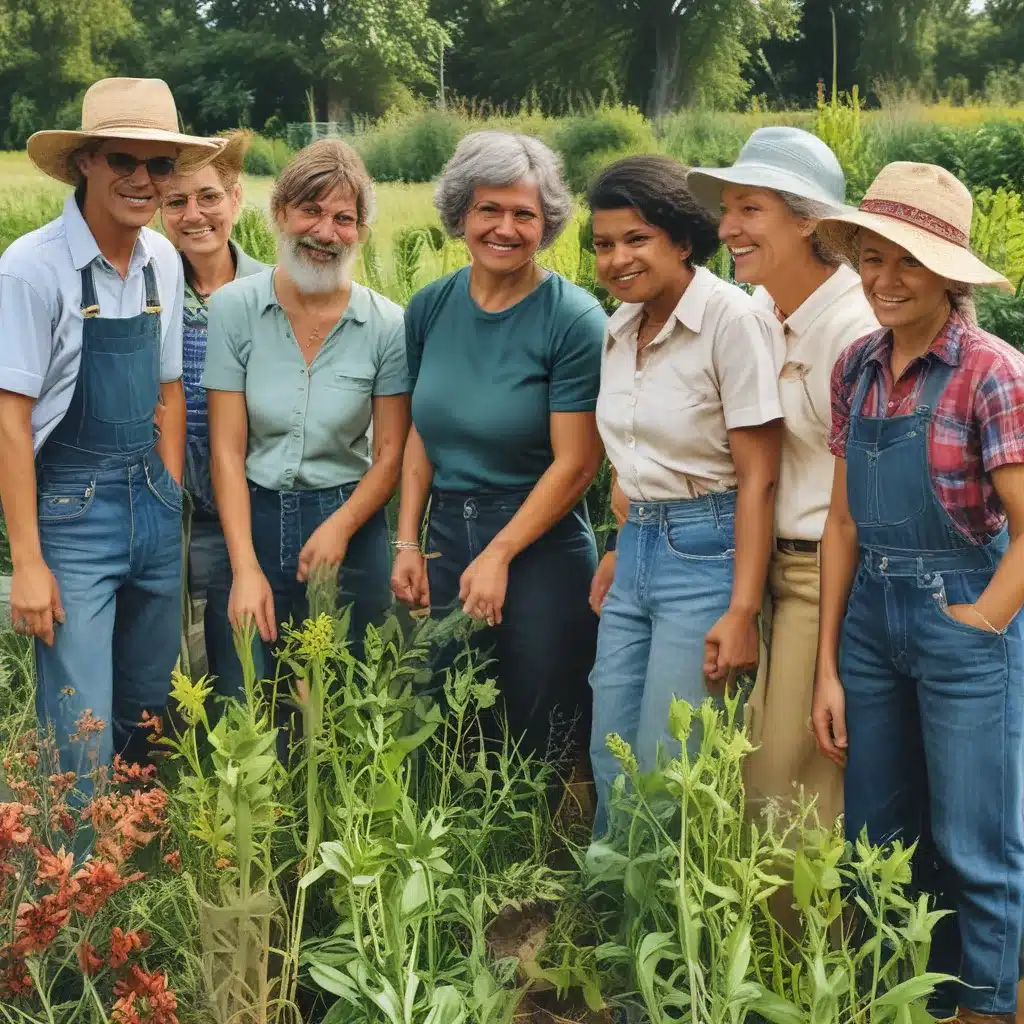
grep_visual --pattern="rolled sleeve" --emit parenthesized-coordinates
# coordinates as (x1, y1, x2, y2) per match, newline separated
(0, 273, 55, 398)
(976, 358, 1024, 472)
(373, 318, 412, 396)
(159, 259, 185, 382)
(716, 312, 782, 430)
(201, 290, 248, 392)
(828, 350, 855, 458)
(549, 303, 605, 413)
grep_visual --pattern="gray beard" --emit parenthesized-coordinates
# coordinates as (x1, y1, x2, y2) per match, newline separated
(275, 230, 358, 294)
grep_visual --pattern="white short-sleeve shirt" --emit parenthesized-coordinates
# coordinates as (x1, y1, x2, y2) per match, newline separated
(752, 264, 879, 541)
(597, 266, 783, 501)
(0, 196, 185, 453)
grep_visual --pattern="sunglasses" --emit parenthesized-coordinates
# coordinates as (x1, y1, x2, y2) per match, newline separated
(103, 152, 177, 181)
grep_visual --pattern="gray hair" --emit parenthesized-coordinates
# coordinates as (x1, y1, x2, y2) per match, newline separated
(434, 130, 573, 249)
(777, 189, 843, 267)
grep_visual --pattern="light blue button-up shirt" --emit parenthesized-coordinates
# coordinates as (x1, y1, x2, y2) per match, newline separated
(203, 269, 410, 491)
(0, 196, 185, 453)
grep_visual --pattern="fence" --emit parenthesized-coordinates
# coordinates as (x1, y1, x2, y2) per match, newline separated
(284, 121, 357, 150)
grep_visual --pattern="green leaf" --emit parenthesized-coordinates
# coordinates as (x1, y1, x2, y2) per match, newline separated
(401, 866, 430, 917)
(308, 960, 362, 1000)
(873, 973, 954, 1008)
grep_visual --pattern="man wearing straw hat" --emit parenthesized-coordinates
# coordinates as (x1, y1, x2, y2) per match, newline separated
(810, 161, 1024, 1023)
(0, 78, 223, 780)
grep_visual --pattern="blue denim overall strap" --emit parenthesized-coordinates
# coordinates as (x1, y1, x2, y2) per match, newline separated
(846, 353, 1006, 572)
(39, 261, 162, 466)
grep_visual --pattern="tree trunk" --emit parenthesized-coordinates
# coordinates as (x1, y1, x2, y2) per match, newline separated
(648, 25, 681, 118)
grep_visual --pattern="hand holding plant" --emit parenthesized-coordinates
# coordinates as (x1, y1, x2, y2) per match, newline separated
(390, 547, 430, 610)
(459, 547, 509, 625)
(297, 511, 351, 583)
(228, 564, 277, 642)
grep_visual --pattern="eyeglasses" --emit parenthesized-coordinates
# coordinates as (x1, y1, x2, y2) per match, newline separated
(162, 189, 229, 213)
(103, 152, 177, 181)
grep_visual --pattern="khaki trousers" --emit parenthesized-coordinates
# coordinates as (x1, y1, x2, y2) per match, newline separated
(744, 547, 844, 829)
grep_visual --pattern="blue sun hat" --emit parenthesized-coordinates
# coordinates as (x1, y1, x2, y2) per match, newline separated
(685, 126, 847, 217)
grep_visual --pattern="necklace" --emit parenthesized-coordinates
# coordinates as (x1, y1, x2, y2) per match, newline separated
(306, 326, 322, 348)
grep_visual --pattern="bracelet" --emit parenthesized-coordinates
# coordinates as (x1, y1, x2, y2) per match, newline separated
(971, 605, 1002, 634)
(393, 540, 421, 552)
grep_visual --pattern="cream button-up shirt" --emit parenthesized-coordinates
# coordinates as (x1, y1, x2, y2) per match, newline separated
(752, 264, 878, 541)
(597, 266, 783, 502)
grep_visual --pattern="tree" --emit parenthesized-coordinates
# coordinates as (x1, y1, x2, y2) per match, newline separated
(0, 0, 139, 147)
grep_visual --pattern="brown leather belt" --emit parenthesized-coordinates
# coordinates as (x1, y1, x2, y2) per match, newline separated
(776, 538, 819, 554)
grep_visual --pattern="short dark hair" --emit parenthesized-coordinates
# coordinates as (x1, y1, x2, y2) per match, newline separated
(587, 155, 720, 267)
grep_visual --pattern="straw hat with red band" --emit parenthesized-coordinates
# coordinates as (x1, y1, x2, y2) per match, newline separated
(27, 78, 224, 186)
(816, 161, 1013, 294)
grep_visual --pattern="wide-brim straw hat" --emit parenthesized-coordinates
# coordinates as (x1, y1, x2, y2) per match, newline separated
(816, 161, 1012, 292)
(686, 126, 847, 215)
(27, 78, 224, 186)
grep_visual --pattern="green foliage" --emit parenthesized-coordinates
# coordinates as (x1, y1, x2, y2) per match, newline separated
(232, 205, 278, 265)
(243, 133, 295, 177)
(584, 694, 953, 1021)
(971, 187, 1024, 289)
(552, 105, 657, 193)
(977, 283, 1024, 352)
(0, 190, 63, 254)
(813, 82, 876, 200)
(355, 108, 464, 183)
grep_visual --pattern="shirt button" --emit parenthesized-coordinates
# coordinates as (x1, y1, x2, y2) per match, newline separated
(300, 368, 306, 376)
(630, 396, 638, 406)
(627, 437, 636, 449)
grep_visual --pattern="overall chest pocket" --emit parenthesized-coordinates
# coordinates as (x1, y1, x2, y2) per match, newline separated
(83, 329, 161, 426)
(846, 425, 926, 528)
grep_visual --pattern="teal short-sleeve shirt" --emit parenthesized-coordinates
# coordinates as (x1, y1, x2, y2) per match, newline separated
(203, 269, 411, 491)
(407, 267, 606, 492)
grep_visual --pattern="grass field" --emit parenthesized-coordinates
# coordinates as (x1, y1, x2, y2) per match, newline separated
(0, 150, 439, 264)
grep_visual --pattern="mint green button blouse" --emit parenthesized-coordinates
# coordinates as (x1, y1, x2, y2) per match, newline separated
(203, 269, 411, 491)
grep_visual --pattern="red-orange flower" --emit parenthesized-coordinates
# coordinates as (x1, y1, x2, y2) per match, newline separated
(70, 709, 107, 742)
(114, 966, 179, 1024)
(138, 711, 164, 739)
(34, 845, 73, 889)
(0, 945, 33, 998)
(162, 850, 181, 872)
(0, 803, 37, 857)
(112, 756, 157, 785)
(72, 859, 142, 917)
(77, 940, 103, 976)
(15, 893, 70, 954)
(107, 927, 150, 968)
(48, 771, 78, 798)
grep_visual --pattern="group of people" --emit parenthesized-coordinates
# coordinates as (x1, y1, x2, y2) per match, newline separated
(0, 76, 1022, 1022)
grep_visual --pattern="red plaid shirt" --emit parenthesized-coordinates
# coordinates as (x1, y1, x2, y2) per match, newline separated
(829, 310, 1024, 541)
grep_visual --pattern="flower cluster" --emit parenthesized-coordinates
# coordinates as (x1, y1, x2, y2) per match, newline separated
(0, 721, 178, 1017)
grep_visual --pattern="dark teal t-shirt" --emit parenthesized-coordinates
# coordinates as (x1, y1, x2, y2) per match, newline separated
(407, 267, 606, 492)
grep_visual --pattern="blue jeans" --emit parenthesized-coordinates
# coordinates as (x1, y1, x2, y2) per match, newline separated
(221, 482, 392, 688)
(589, 492, 737, 836)
(842, 556, 1024, 1016)
(35, 450, 183, 779)
(186, 511, 236, 695)
(426, 489, 598, 770)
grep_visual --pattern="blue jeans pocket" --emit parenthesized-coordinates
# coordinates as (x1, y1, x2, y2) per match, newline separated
(664, 518, 735, 561)
(38, 478, 96, 523)
(145, 458, 183, 514)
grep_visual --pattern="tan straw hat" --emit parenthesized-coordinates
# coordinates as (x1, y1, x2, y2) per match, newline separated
(27, 78, 224, 186)
(816, 162, 1012, 293)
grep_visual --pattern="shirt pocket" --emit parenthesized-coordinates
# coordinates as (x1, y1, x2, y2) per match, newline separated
(328, 373, 374, 394)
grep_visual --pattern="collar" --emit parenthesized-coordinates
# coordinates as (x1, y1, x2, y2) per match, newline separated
(864, 307, 967, 370)
(260, 269, 370, 324)
(607, 265, 717, 345)
(780, 263, 862, 337)
(61, 194, 150, 274)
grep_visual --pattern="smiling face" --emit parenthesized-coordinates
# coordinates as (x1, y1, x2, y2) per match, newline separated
(275, 184, 362, 294)
(591, 206, 692, 305)
(161, 164, 242, 260)
(717, 185, 813, 286)
(463, 181, 544, 275)
(857, 229, 950, 330)
(77, 139, 181, 231)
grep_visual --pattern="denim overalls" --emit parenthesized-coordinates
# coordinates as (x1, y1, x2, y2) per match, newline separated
(841, 352, 1024, 1016)
(35, 261, 183, 781)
